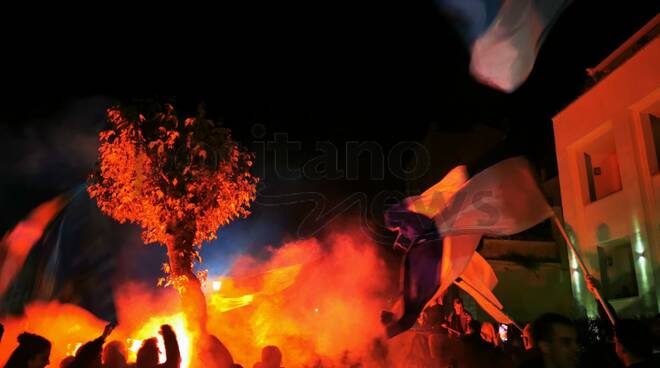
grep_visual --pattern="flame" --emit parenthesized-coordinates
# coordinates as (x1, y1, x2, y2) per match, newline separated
(0, 301, 196, 368)
(211, 281, 222, 292)
(126, 313, 192, 368)
(209, 293, 255, 313)
(0, 228, 409, 368)
(204, 232, 400, 366)
(66, 343, 83, 357)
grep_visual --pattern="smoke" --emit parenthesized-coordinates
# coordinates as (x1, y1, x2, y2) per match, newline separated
(206, 225, 400, 367)
(0, 225, 409, 368)
(0, 96, 110, 190)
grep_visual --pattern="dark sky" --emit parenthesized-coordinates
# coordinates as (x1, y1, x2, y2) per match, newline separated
(1, 1, 658, 246)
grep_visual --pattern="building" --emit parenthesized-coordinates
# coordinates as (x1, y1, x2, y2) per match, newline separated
(553, 15, 660, 317)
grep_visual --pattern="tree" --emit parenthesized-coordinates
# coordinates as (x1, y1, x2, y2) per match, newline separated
(88, 103, 258, 333)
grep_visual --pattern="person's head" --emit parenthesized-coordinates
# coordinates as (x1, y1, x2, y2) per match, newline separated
(260, 346, 282, 368)
(480, 322, 500, 346)
(71, 340, 104, 368)
(4, 332, 51, 368)
(522, 322, 534, 350)
(136, 338, 159, 368)
(102, 341, 127, 368)
(532, 313, 579, 368)
(614, 319, 653, 365)
(452, 297, 464, 314)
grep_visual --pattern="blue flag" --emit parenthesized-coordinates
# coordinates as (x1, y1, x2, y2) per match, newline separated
(437, 0, 572, 92)
(383, 203, 444, 337)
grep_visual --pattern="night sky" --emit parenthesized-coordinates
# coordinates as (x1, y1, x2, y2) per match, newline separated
(1, 1, 658, 255)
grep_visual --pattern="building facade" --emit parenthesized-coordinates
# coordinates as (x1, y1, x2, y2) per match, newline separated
(553, 16, 660, 317)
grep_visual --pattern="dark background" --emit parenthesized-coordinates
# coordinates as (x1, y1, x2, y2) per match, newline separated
(1, 1, 658, 251)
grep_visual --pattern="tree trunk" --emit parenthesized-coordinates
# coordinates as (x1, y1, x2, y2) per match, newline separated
(166, 231, 208, 335)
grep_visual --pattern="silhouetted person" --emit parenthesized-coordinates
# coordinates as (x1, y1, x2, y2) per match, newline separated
(136, 325, 180, 368)
(136, 338, 159, 368)
(4, 332, 51, 368)
(0, 323, 4, 343)
(423, 297, 444, 329)
(519, 313, 579, 368)
(614, 319, 654, 367)
(69, 324, 115, 368)
(60, 356, 75, 368)
(253, 346, 282, 368)
(103, 341, 128, 368)
(453, 320, 499, 368)
(200, 334, 233, 368)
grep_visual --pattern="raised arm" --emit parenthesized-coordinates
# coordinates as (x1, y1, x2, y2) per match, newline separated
(159, 324, 181, 368)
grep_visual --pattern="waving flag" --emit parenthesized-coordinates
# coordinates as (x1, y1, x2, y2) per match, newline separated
(436, 234, 482, 304)
(405, 165, 469, 218)
(437, 0, 572, 92)
(0, 194, 70, 297)
(382, 237, 444, 338)
(435, 157, 554, 237)
(1, 188, 124, 321)
(455, 252, 514, 325)
(382, 157, 548, 336)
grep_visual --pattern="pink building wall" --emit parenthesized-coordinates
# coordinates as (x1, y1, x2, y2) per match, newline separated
(553, 27, 660, 317)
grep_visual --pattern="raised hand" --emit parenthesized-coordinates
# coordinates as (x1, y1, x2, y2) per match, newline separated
(102, 323, 116, 340)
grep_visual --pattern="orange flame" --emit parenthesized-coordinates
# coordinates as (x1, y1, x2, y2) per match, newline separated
(0, 228, 409, 368)
(126, 313, 192, 368)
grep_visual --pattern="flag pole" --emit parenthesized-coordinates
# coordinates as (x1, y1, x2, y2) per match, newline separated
(454, 278, 523, 333)
(552, 215, 616, 325)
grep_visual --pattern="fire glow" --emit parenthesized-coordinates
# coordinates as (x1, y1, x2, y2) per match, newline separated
(0, 229, 406, 367)
(126, 313, 191, 368)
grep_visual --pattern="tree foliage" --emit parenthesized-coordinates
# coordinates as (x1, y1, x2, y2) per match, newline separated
(88, 103, 258, 261)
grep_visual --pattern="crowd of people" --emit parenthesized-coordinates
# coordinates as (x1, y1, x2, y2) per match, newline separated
(0, 296, 659, 368)
(0, 323, 283, 368)
(404, 295, 660, 367)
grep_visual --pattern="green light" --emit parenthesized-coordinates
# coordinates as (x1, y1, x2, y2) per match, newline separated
(633, 231, 650, 291)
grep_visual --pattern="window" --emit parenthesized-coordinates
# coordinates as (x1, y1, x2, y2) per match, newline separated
(637, 99, 660, 176)
(649, 114, 660, 174)
(597, 240, 638, 299)
(580, 130, 622, 203)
